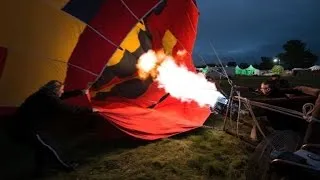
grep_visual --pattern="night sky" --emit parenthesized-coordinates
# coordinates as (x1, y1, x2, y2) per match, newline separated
(193, 0, 320, 66)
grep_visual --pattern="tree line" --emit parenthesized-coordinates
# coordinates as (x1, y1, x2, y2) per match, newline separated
(202, 40, 318, 70)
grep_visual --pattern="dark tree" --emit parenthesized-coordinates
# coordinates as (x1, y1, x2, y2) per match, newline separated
(227, 61, 237, 67)
(207, 63, 217, 67)
(239, 63, 249, 69)
(196, 65, 206, 68)
(277, 40, 318, 69)
(259, 56, 274, 70)
(252, 62, 260, 69)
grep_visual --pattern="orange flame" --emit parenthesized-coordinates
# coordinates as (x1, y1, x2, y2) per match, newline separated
(136, 49, 166, 80)
(177, 49, 187, 57)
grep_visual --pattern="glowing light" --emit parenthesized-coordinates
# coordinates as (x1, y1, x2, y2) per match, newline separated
(136, 50, 158, 80)
(136, 50, 224, 107)
(177, 49, 187, 56)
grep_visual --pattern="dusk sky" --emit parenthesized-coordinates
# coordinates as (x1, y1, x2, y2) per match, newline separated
(193, 0, 320, 65)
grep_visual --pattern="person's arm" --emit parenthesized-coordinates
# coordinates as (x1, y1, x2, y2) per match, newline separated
(234, 85, 259, 93)
(248, 87, 259, 92)
(280, 88, 303, 95)
(60, 89, 87, 100)
(49, 96, 93, 115)
(293, 86, 320, 97)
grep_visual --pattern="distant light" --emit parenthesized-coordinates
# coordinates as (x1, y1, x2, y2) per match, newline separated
(273, 58, 279, 63)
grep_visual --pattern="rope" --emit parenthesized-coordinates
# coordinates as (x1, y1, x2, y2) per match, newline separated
(209, 41, 233, 87)
(229, 91, 235, 127)
(8, 48, 99, 77)
(234, 96, 320, 123)
(120, 0, 140, 22)
(243, 99, 268, 141)
(41, 0, 163, 87)
(140, 0, 165, 20)
(302, 103, 314, 122)
(236, 91, 241, 136)
(243, 97, 276, 149)
(196, 54, 229, 100)
(43, 0, 229, 112)
(224, 91, 275, 148)
(249, 101, 303, 119)
(208, 68, 228, 78)
(49, 58, 99, 77)
(226, 93, 320, 154)
(86, 25, 121, 49)
(186, 12, 197, 35)
(43, 0, 121, 49)
(202, 125, 214, 129)
(121, 1, 229, 114)
(202, 125, 223, 131)
(196, 54, 209, 69)
(208, 67, 228, 78)
(223, 87, 234, 130)
(196, 54, 230, 91)
(36, 134, 71, 168)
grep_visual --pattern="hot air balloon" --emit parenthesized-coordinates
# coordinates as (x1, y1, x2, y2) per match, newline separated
(0, 0, 210, 140)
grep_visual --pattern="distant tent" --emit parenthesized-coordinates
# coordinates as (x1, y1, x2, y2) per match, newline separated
(235, 65, 243, 75)
(224, 67, 235, 77)
(248, 65, 261, 75)
(235, 65, 259, 76)
(271, 65, 284, 75)
(292, 69, 312, 77)
(202, 66, 209, 74)
(309, 65, 320, 71)
(292, 68, 305, 71)
(206, 66, 235, 78)
(245, 65, 256, 75)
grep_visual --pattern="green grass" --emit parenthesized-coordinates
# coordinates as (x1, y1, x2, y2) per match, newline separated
(44, 115, 250, 180)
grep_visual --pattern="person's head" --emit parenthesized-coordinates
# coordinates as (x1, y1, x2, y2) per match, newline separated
(260, 80, 275, 95)
(271, 74, 280, 81)
(40, 80, 64, 97)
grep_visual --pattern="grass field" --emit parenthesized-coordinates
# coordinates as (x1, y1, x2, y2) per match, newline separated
(2, 75, 319, 180)
(44, 115, 250, 180)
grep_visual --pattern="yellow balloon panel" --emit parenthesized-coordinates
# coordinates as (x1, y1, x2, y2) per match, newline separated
(0, 0, 85, 106)
(107, 22, 146, 67)
(162, 30, 177, 55)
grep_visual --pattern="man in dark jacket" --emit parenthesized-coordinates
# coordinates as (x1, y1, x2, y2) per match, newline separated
(258, 80, 287, 98)
(235, 80, 288, 98)
(11, 80, 98, 176)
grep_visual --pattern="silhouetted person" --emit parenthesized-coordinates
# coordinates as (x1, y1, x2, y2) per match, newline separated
(10, 80, 98, 177)
(270, 74, 290, 88)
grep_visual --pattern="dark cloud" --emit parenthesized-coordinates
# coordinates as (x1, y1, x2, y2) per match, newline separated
(193, 0, 320, 65)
